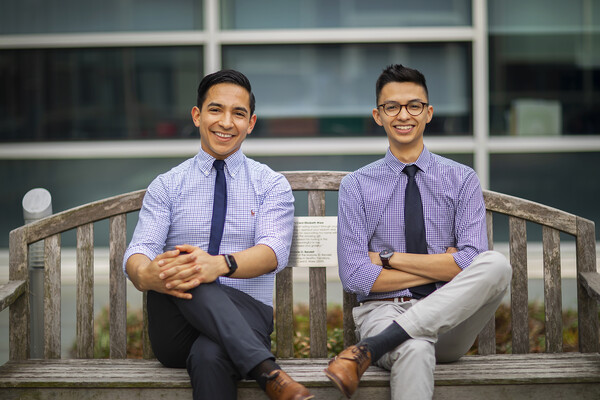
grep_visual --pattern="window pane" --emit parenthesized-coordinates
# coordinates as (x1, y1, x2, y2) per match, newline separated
(0, 0, 203, 34)
(221, 0, 471, 29)
(0, 47, 203, 142)
(488, 0, 600, 136)
(223, 43, 472, 137)
(490, 152, 600, 240)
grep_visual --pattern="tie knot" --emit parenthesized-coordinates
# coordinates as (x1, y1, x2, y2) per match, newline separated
(213, 159, 225, 171)
(403, 164, 419, 178)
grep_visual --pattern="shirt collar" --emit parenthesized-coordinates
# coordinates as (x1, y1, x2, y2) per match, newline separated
(196, 148, 245, 178)
(384, 146, 432, 174)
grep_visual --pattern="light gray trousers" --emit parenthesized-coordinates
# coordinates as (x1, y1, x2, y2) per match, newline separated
(353, 250, 512, 400)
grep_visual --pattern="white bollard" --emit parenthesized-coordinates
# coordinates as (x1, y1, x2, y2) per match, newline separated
(22, 188, 53, 358)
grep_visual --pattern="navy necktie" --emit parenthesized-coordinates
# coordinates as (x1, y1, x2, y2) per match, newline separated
(208, 160, 226, 256)
(404, 164, 437, 299)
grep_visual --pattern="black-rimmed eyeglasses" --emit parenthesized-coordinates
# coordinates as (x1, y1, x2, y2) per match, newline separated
(377, 101, 429, 117)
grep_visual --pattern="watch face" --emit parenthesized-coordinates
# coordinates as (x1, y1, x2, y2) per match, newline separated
(380, 249, 393, 259)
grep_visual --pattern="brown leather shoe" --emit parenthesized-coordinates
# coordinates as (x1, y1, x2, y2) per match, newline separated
(264, 369, 314, 400)
(324, 344, 372, 398)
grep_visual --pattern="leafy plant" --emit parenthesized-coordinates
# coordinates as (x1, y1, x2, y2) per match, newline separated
(69, 304, 144, 358)
(77, 301, 584, 359)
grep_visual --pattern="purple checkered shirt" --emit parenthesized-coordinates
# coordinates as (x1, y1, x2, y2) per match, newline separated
(337, 146, 488, 303)
(123, 148, 295, 307)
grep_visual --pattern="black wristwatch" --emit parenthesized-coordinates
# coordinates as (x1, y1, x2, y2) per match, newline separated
(379, 249, 394, 269)
(222, 254, 238, 277)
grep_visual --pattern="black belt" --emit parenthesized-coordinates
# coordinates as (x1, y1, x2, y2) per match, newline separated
(361, 296, 414, 304)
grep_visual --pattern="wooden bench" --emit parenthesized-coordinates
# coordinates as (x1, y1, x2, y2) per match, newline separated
(1, 170, 599, 399)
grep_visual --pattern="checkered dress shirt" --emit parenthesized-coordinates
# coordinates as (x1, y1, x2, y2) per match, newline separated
(337, 146, 488, 303)
(123, 148, 295, 307)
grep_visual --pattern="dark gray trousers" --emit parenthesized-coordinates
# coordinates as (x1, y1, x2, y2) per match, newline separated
(147, 282, 275, 400)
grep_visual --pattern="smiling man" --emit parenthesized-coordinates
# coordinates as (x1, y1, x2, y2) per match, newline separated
(323, 64, 512, 399)
(124, 70, 313, 400)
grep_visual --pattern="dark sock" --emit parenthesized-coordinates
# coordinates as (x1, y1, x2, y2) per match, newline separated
(361, 321, 411, 363)
(248, 358, 280, 391)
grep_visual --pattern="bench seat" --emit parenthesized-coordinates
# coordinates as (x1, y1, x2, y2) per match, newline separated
(1, 353, 599, 399)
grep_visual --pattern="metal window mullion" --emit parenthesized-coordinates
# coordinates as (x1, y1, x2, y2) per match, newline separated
(204, 0, 221, 74)
(472, 0, 490, 189)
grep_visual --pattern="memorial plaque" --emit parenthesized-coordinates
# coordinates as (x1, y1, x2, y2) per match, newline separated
(288, 216, 337, 267)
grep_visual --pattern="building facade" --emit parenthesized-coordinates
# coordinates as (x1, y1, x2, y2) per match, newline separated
(0, 0, 599, 245)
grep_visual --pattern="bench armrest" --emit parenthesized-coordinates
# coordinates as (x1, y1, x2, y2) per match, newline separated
(579, 271, 600, 303)
(0, 280, 27, 312)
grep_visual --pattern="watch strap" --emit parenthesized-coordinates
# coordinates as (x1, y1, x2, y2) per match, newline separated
(223, 254, 238, 277)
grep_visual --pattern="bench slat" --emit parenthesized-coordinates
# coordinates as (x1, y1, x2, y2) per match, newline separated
(342, 291, 358, 347)
(509, 217, 529, 353)
(483, 191, 577, 235)
(575, 217, 599, 352)
(1, 353, 599, 388)
(542, 226, 562, 352)
(275, 267, 294, 358)
(309, 267, 327, 358)
(579, 271, 600, 302)
(76, 224, 94, 359)
(109, 215, 127, 359)
(8, 228, 29, 360)
(142, 292, 154, 359)
(0, 280, 27, 313)
(282, 171, 347, 191)
(478, 210, 497, 355)
(44, 234, 61, 359)
(307, 190, 328, 358)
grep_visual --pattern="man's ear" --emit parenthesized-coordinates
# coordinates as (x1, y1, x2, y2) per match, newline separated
(426, 104, 434, 123)
(191, 106, 201, 127)
(372, 108, 383, 126)
(246, 114, 257, 135)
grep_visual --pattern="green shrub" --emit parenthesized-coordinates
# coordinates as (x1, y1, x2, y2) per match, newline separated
(78, 301, 582, 358)
(69, 304, 144, 358)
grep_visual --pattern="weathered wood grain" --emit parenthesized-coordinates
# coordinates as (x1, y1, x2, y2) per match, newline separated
(76, 224, 94, 359)
(542, 226, 562, 353)
(509, 216, 529, 354)
(477, 210, 497, 355)
(142, 291, 154, 360)
(0, 280, 26, 312)
(579, 271, 600, 302)
(44, 234, 61, 359)
(275, 267, 294, 358)
(575, 217, 599, 353)
(11, 190, 146, 247)
(307, 190, 328, 358)
(343, 291, 358, 347)
(8, 228, 29, 360)
(483, 190, 577, 235)
(0, 353, 599, 399)
(109, 215, 127, 359)
(281, 171, 348, 191)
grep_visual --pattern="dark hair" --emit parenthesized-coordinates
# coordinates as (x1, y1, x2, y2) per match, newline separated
(196, 69, 256, 116)
(375, 64, 429, 104)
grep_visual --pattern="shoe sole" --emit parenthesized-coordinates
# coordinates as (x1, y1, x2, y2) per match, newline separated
(323, 368, 352, 399)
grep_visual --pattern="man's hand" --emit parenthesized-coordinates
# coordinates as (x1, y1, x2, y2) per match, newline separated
(126, 251, 194, 300)
(157, 244, 228, 291)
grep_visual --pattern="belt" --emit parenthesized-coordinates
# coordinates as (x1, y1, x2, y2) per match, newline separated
(361, 296, 414, 305)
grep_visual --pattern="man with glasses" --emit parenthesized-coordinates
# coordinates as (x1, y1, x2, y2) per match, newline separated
(324, 64, 512, 399)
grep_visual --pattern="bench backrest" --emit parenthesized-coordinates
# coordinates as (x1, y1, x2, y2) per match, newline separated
(6, 171, 598, 361)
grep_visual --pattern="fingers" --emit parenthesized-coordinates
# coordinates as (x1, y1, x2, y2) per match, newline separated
(165, 289, 193, 300)
(155, 249, 181, 262)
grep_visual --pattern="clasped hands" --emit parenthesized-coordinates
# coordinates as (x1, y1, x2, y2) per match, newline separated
(145, 244, 227, 299)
